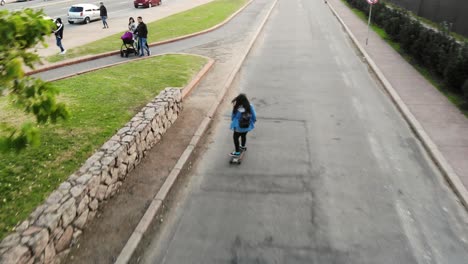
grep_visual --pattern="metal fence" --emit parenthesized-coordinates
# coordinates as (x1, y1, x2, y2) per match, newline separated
(386, 0, 468, 37)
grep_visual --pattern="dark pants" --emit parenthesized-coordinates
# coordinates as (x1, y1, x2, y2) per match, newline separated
(233, 131, 247, 152)
(56, 36, 64, 52)
(101, 16, 108, 27)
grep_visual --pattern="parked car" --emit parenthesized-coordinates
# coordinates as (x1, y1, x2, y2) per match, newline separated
(134, 0, 161, 8)
(67, 4, 100, 24)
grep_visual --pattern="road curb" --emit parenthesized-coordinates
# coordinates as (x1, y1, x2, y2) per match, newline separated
(26, 0, 254, 76)
(46, 52, 213, 83)
(326, 1, 468, 210)
(113, 0, 279, 263)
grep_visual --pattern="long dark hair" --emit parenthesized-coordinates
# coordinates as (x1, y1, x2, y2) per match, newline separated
(128, 17, 135, 25)
(231, 93, 251, 115)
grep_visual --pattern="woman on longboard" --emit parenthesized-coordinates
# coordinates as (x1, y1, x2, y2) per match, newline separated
(230, 94, 257, 157)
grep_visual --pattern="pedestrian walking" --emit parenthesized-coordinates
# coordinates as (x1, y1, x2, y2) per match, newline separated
(128, 17, 137, 32)
(135, 16, 150, 56)
(53, 18, 66, 55)
(100, 2, 109, 28)
(229, 94, 257, 156)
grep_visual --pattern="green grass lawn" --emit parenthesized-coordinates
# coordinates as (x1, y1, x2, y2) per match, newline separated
(341, 0, 468, 117)
(47, 0, 247, 63)
(0, 54, 208, 240)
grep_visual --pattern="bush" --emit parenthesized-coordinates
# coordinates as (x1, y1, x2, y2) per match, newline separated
(344, 0, 468, 103)
(444, 43, 468, 93)
(463, 79, 468, 100)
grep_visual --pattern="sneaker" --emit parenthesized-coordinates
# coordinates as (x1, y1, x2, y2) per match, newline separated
(230, 151, 241, 157)
(59, 50, 67, 55)
(240, 146, 246, 151)
(147, 50, 151, 56)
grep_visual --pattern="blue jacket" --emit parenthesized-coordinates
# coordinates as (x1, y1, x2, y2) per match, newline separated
(230, 104, 257, 132)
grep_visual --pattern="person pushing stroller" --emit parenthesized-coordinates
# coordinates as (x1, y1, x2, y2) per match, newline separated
(133, 16, 150, 57)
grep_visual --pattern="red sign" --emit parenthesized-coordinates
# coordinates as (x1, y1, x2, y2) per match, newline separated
(367, 0, 378, 4)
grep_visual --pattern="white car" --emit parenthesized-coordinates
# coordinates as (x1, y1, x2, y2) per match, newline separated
(67, 4, 100, 24)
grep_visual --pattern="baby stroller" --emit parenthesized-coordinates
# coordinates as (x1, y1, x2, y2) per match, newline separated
(120, 31, 138, 57)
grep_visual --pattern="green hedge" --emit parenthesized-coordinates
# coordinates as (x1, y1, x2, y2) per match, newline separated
(344, 0, 468, 102)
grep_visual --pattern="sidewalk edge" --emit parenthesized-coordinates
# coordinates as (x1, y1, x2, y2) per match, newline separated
(327, 1, 468, 209)
(113, 0, 279, 263)
(26, 0, 254, 76)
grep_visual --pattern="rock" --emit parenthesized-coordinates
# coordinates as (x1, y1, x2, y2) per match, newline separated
(96, 185, 108, 201)
(73, 209, 89, 229)
(105, 185, 113, 199)
(45, 191, 63, 205)
(72, 230, 82, 242)
(0, 233, 20, 248)
(15, 221, 30, 233)
(110, 182, 122, 197)
(59, 194, 71, 205)
(29, 205, 46, 223)
(76, 174, 92, 185)
(88, 177, 100, 198)
(104, 175, 113, 186)
(59, 198, 76, 228)
(36, 213, 61, 232)
(122, 135, 134, 143)
(27, 229, 48, 258)
(0, 245, 32, 264)
(88, 199, 99, 211)
(21, 236, 31, 244)
(101, 155, 117, 167)
(117, 126, 131, 135)
(57, 182, 71, 192)
(70, 185, 84, 198)
(28, 254, 38, 264)
(54, 226, 73, 253)
(54, 249, 70, 264)
(44, 203, 60, 214)
(68, 174, 79, 182)
(44, 242, 56, 264)
(110, 167, 120, 182)
(77, 195, 89, 215)
(118, 164, 128, 180)
(87, 211, 97, 222)
(52, 227, 64, 243)
(127, 153, 137, 166)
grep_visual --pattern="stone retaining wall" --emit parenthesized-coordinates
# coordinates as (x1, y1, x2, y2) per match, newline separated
(0, 88, 182, 264)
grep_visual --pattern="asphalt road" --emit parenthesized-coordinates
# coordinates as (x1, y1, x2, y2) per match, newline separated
(137, 0, 468, 263)
(1, 0, 134, 23)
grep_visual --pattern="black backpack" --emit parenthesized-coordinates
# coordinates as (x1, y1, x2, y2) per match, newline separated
(239, 111, 252, 128)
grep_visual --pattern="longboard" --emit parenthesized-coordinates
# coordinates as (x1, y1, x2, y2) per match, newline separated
(229, 148, 246, 165)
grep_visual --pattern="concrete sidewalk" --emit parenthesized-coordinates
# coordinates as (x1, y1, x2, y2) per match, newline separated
(328, 0, 468, 200)
(36, 0, 215, 58)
